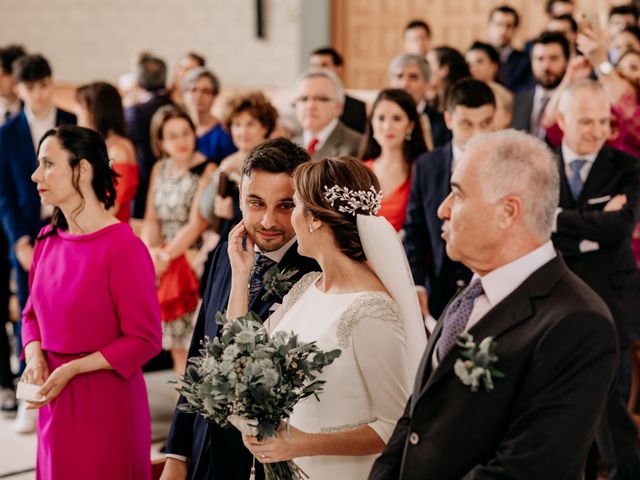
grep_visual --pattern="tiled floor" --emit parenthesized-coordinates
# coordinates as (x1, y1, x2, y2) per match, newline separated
(0, 370, 176, 479)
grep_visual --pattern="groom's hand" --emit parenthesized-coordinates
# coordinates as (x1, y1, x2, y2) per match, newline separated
(159, 458, 188, 480)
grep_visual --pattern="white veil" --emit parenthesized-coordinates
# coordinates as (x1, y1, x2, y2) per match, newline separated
(357, 214, 427, 381)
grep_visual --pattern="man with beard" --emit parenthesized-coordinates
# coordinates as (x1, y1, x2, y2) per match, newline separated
(511, 31, 569, 139)
(161, 138, 318, 480)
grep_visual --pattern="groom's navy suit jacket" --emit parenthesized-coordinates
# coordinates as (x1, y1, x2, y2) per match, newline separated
(369, 255, 617, 480)
(166, 240, 318, 480)
(403, 142, 471, 317)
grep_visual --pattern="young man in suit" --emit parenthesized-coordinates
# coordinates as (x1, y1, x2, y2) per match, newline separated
(125, 55, 173, 218)
(292, 69, 362, 161)
(370, 129, 617, 480)
(161, 138, 318, 480)
(487, 5, 535, 93)
(554, 79, 640, 480)
(404, 78, 495, 321)
(0, 44, 27, 413)
(0, 53, 76, 433)
(308, 47, 367, 134)
(511, 31, 569, 139)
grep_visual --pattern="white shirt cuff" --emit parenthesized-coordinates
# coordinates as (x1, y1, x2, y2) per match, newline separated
(579, 240, 600, 253)
(552, 208, 562, 233)
(165, 454, 188, 463)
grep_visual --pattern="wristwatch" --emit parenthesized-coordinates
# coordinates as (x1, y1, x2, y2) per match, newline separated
(597, 61, 614, 76)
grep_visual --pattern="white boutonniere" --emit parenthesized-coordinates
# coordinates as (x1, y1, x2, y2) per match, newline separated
(453, 333, 504, 392)
(261, 266, 299, 301)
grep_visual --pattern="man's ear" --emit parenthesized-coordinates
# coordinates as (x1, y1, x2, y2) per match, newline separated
(497, 195, 522, 230)
(444, 110, 453, 130)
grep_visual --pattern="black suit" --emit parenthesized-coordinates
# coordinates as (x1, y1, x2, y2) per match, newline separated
(165, 241, 319, 480)
(553, 145, 640, 479)
(341, 94, 367, 134)
(510, 88, 535, 133)
(553, 145, 640, 348)
(124, 92, 173, 218)
(404, 143, 471, 318)
(500, 49, 535, 94)
(423, 105, 452, 148)
(370, 255, 617, 479)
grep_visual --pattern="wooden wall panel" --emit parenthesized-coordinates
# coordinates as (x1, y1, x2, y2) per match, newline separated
(333, 0, 618, 89)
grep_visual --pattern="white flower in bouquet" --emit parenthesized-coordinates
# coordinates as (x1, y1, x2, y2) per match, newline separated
(176, 311, 341, 480)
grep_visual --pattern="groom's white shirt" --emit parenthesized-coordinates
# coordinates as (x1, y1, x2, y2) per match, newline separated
(432, 241, 556, 369)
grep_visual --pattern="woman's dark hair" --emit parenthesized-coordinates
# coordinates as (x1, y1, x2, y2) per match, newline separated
(150, 105, 197, 158)
(294, 156, 380, 261)
(359, 88, 428, 165)
(621, 25, 640, 46)
(433, 46, 472, 98)
(224, 91, 278, 138)
(37, 125, 118, 238)
(76, 82, 127, 139)
(467, 41, 501, 68)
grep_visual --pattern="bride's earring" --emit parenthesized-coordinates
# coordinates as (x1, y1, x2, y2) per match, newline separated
(309, 224, 314, 233)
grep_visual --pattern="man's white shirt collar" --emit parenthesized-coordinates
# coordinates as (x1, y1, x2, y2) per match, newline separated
(473, 241, 556, 311)
(303, 118, 339, 151)
(254, 235, 297, 264)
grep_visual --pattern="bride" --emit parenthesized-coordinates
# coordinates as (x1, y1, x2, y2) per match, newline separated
(226, 155, 427, 478)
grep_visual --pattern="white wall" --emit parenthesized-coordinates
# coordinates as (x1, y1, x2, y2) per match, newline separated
(0, 0, 326, 88)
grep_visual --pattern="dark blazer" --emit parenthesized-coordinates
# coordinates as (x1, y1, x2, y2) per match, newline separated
(423, 105, 452, 148)
(166, 241, 319, 480)
(500, 49, 535, 94)
(370, 255, 617, 480)
(341, 94, 368, 134)
(293, 120, 362, 161)
(553, 145, 640, 347)
(510, 88, 535, 132)
(0, 108, 76, 305)
(403, 143, 471, 317)
(125, 92, 173, 218)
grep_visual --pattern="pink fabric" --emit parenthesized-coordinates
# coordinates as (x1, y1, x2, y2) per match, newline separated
(22, 223, 161, 480)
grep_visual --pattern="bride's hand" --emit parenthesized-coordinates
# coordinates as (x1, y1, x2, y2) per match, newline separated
(227, 222, 255, 279)
(243, 423, 308, 463)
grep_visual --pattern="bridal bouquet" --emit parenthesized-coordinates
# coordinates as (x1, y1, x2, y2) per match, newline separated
(177, 311, 341, 480)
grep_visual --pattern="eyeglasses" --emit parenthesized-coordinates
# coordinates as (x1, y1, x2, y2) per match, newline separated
(294, 95, 337, 105)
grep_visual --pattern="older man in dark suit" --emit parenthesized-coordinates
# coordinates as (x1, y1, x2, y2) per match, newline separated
(370, 129, 617, 479)
(553, 79, 640, 480)
(292, 69, 362, 161)
(404, 78, 495, 320)
(125, 55, 173, 218)
(161, 138, 318, 480)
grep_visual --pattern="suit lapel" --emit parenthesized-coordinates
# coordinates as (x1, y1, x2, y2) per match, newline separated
(556, 150, 575, 208)
(15, 112, 37, 173)
(314, 123, 343, 160)
(427, 144, 453, 275)
(415, 255, 566, 401)
(579, 147, 614, 203)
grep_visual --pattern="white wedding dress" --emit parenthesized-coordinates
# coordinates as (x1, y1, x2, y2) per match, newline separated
(269, 271, 412, 479)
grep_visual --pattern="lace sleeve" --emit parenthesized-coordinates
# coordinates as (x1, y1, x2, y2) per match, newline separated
(346, 293, 410, 444)
(266, 271, 321, 331)
(336, 293, 401, 348)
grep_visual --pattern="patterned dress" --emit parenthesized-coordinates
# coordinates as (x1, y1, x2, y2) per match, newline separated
(153, 158, 206, 349)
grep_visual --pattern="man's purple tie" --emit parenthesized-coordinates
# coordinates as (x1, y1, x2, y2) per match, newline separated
(436, 279, 484, 361)
(568, 159, 587, 201)
(248, 253, 276, 305)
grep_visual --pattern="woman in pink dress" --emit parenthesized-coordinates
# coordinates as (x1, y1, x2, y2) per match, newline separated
(20, 125, 162, 479)
(359, 89, 428, 231)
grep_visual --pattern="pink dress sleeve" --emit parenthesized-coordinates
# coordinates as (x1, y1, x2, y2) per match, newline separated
(21, 227, 50, 350)
(100, 236, 162, 379)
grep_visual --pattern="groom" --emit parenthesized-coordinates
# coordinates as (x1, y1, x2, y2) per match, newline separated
(369, 130, 618, 479)
(161, 138, 318, 480)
